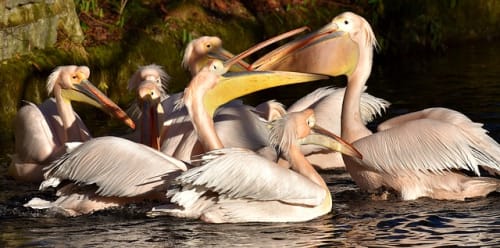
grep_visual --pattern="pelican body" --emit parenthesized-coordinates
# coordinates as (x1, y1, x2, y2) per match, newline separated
(271, 12, 500, 200)
(25, 67, 186, 216)
(151, 109, 360, 223)
(149, 68, 361, 223)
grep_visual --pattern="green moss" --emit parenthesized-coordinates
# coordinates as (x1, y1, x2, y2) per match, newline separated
(86, 43, 122, 67)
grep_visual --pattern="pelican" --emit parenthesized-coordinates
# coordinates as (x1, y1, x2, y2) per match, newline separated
(267, 12, 500, 200)
(25, 75, 187, 216)
(149, 68, 362, 223)
(8, 65, 135, 182)
(123, 64, 169, 148)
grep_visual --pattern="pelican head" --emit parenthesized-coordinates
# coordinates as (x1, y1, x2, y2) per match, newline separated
(182, 36, 230, 75)
(187, 61, 328, 118)
(269, 109, 362, 160)
(128, 64, 169, 96)
(326, 12, 378, 81)
(182, 63, 327, 151)
(250, 12, 377, 79)
(329, 12, 378, 52)
(137, 80, 164, 149)
(127, 64, 171, 149)
(48, 65, 135, 129)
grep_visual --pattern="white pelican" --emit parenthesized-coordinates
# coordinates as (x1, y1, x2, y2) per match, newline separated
(148, 68, 362, 223)
(261, 11, 500, 200)
(9, 65, 135, 182)
(123, 64, 169, 148)
(25, 73, 187, 216)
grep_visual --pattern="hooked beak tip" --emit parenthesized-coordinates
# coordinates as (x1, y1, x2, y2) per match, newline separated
(126, 119, 136, 130)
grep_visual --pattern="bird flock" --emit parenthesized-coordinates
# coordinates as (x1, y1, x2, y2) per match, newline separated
(9, 12, 500, 223)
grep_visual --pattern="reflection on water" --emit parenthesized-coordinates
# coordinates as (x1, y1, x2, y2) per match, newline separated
(2, 173, 499, 247)
(1, 42, 499, 247)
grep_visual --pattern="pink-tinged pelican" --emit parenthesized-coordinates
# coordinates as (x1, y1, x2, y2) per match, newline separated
(9, 65, 135, 182)
(25, 76, 187, 216)
(124, 64, 169, 148)
(268, 12, 500, 200)
(148, 68, 362, 223)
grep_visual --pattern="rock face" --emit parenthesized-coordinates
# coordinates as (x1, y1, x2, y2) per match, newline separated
(0, 0, 83, 61)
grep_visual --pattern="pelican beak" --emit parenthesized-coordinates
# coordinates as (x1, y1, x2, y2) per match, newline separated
(140, 93, 161, 150)
(61, 79, 136, 129)
(203, 70, 328, 117)
(225, 26, 310, 68)
(208, 26, 310, 73)
(251, 23, 358, 77)
(300, 124, 362, 159)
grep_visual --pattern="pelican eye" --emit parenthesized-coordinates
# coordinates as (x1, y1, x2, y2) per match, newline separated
(209, 60, 224, 74)
(306, 116, 315, 128)
(206, 44, 211, 48)
(150, 91, 155, 96)
(344, 20, 349, 25)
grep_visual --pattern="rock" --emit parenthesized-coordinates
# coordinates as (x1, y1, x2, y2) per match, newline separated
(0, 0, 84, 61)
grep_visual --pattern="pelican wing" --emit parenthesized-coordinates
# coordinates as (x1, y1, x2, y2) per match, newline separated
(214, 101, 271, 151)
(357, 114, 500, 177)
(289, 86, 389, 126)
(171, 148, 326, 207)
(43, 137, 188, 197)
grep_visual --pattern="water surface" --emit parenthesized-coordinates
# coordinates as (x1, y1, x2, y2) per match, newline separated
(1, 42, 499, 247)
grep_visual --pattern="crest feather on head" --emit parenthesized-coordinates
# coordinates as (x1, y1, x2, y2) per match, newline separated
(46, 65, 84, 95)
(128, 64, 169, 96)
(337, 12, 379, 51)
(268, 114, 298, 155)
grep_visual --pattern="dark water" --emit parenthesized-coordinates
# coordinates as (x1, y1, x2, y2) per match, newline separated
(1, 41, 499, 247)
